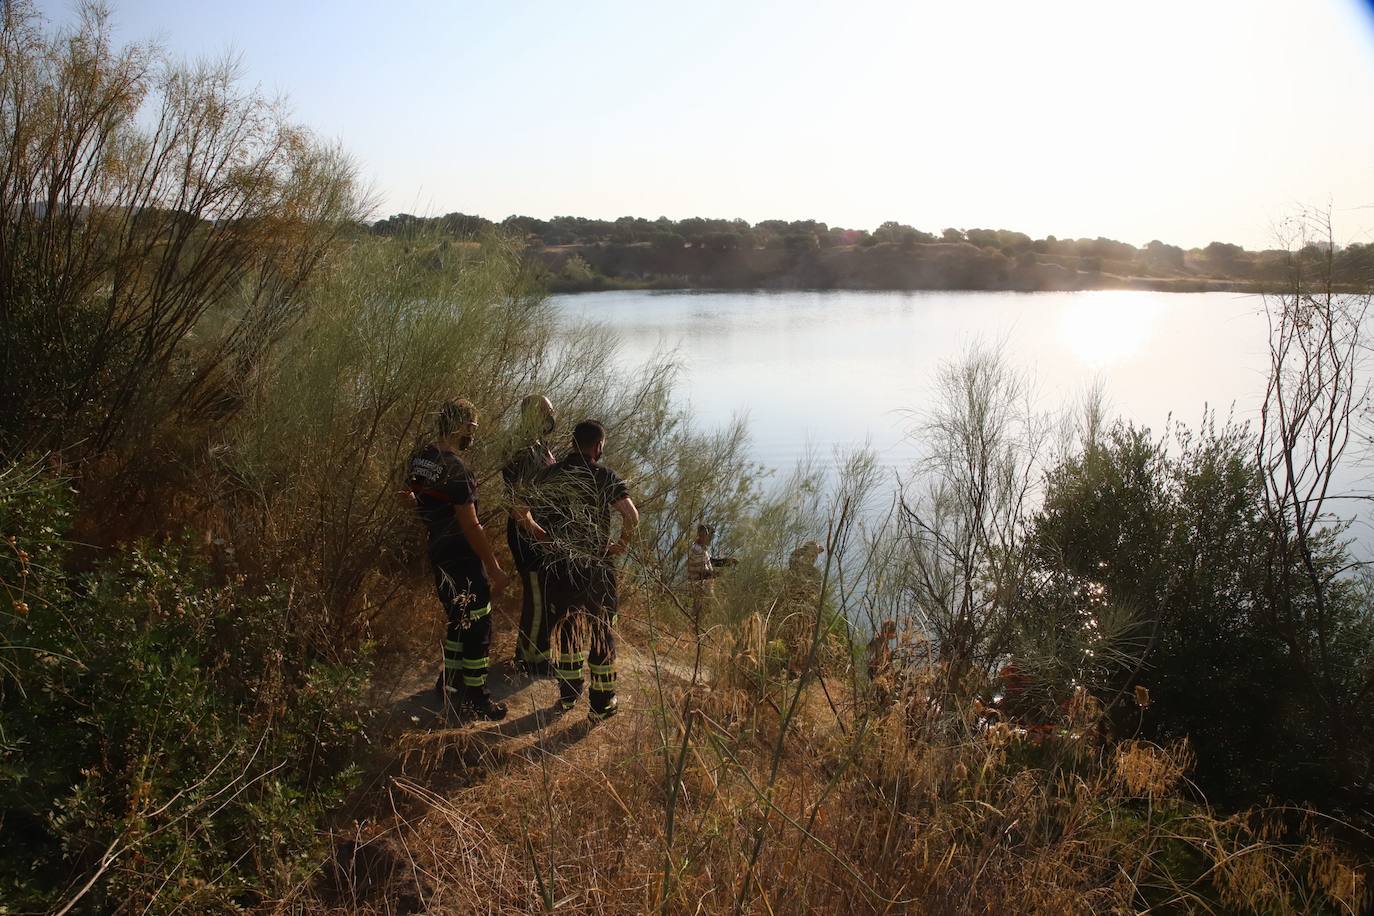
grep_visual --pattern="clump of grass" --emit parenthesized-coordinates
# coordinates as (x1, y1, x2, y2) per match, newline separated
(306, 561, 1369, 916)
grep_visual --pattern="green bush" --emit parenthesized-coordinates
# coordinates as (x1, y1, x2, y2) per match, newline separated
(1027, 417, 1373, 813)
(0, 464, 370, 913)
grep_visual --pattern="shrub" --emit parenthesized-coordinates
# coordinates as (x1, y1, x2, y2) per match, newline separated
(221, 233, 700, 652)
(0, 463, 370, 912)
(1028, 416, 1373, 814)
(0, 1, 367, 459)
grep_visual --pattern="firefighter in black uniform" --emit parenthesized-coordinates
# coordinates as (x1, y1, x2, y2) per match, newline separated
(406, 399, 510, 721)
(535, 419, 638, 721)
(502, 394, 557, 675)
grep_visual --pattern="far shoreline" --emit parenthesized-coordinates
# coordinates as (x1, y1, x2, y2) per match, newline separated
(545, 277, 1280, 296)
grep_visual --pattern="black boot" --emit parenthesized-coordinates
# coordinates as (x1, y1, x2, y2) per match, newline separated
(515, 657, 554, 678)
(463, 690, 508, 722)
(588, 695, 619, 723)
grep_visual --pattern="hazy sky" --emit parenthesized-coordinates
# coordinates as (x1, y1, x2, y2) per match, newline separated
(37, 0, 1374, 249)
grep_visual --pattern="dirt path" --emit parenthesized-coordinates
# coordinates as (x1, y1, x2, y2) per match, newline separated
(378, 638, 705, 746)
(324, 610, 717, 903)
(357, 608, 712, 794)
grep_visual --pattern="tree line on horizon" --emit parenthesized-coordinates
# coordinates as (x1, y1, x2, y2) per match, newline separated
(369, 210, 1374, 265)
(370, 211, 1374, 292)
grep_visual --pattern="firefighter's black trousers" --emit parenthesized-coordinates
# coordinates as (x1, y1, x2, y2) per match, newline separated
(544, 562, 618, 713)
(431, 552, 492, 699)
(507, 524, 550, 666)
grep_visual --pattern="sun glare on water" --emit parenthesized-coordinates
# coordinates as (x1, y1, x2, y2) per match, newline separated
(1058, 293, 1167, 368)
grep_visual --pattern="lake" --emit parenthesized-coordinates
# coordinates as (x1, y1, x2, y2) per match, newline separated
(552, 289, 1274, 480)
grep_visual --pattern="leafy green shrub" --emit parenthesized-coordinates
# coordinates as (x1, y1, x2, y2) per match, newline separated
(0, 463, 370, 913)
(1028, 417, 1374, 814)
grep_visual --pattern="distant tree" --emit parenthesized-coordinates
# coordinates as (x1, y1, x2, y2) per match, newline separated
(965, 229, 994, 249)
(372, 213, 422, 236)
(965, 228, 1029, 253)
(438, 212, 492, 237)
(502, 214, 551, 242)
(611, 216, 643, 244)
(677, 218, 711, 245)
(873, 221, 934, 248)
(826, 227, 859, 247)
(650, 231, 685, 251)
(754, 220, 789, 249)
(1334, 241, 1374, 285)
(1081, 237, 1137, 260)
(701, 231, 744, 252)
(786, 219, 829, 237)
(941, 228, 965, 243)
(1144, 240, 1185, 271)
(1204, 241, 1244, 262)
(998, 230, 1033, 253)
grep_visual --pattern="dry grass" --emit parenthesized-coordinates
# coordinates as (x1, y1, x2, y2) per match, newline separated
(293, 601, 1369, 915)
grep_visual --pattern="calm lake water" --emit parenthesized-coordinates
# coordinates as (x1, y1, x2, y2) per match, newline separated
(552, 289, 1273, 479)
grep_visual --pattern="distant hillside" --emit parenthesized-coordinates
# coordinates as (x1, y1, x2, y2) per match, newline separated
(368, 212, 1374, 294)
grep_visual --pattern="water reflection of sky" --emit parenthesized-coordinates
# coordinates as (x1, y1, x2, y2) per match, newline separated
(553, 288, 1273, 477)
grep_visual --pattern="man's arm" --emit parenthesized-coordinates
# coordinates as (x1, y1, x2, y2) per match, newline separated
(510, 505, 548, 541)
(502, 458, 542, 537)
(456, 502, 510, 595)
(607, 496, 638, 556)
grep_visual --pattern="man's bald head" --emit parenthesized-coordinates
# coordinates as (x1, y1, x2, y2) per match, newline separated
(519, 394, 555, 437)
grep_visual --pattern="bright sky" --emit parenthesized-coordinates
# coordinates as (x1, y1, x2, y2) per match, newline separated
(37, 0, 1374, 249)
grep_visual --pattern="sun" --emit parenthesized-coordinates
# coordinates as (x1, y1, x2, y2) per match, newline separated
(1058, 293, 1166, 368)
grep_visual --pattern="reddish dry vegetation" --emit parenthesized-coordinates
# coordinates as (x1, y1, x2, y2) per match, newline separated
(313, 601, 1367, 915)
